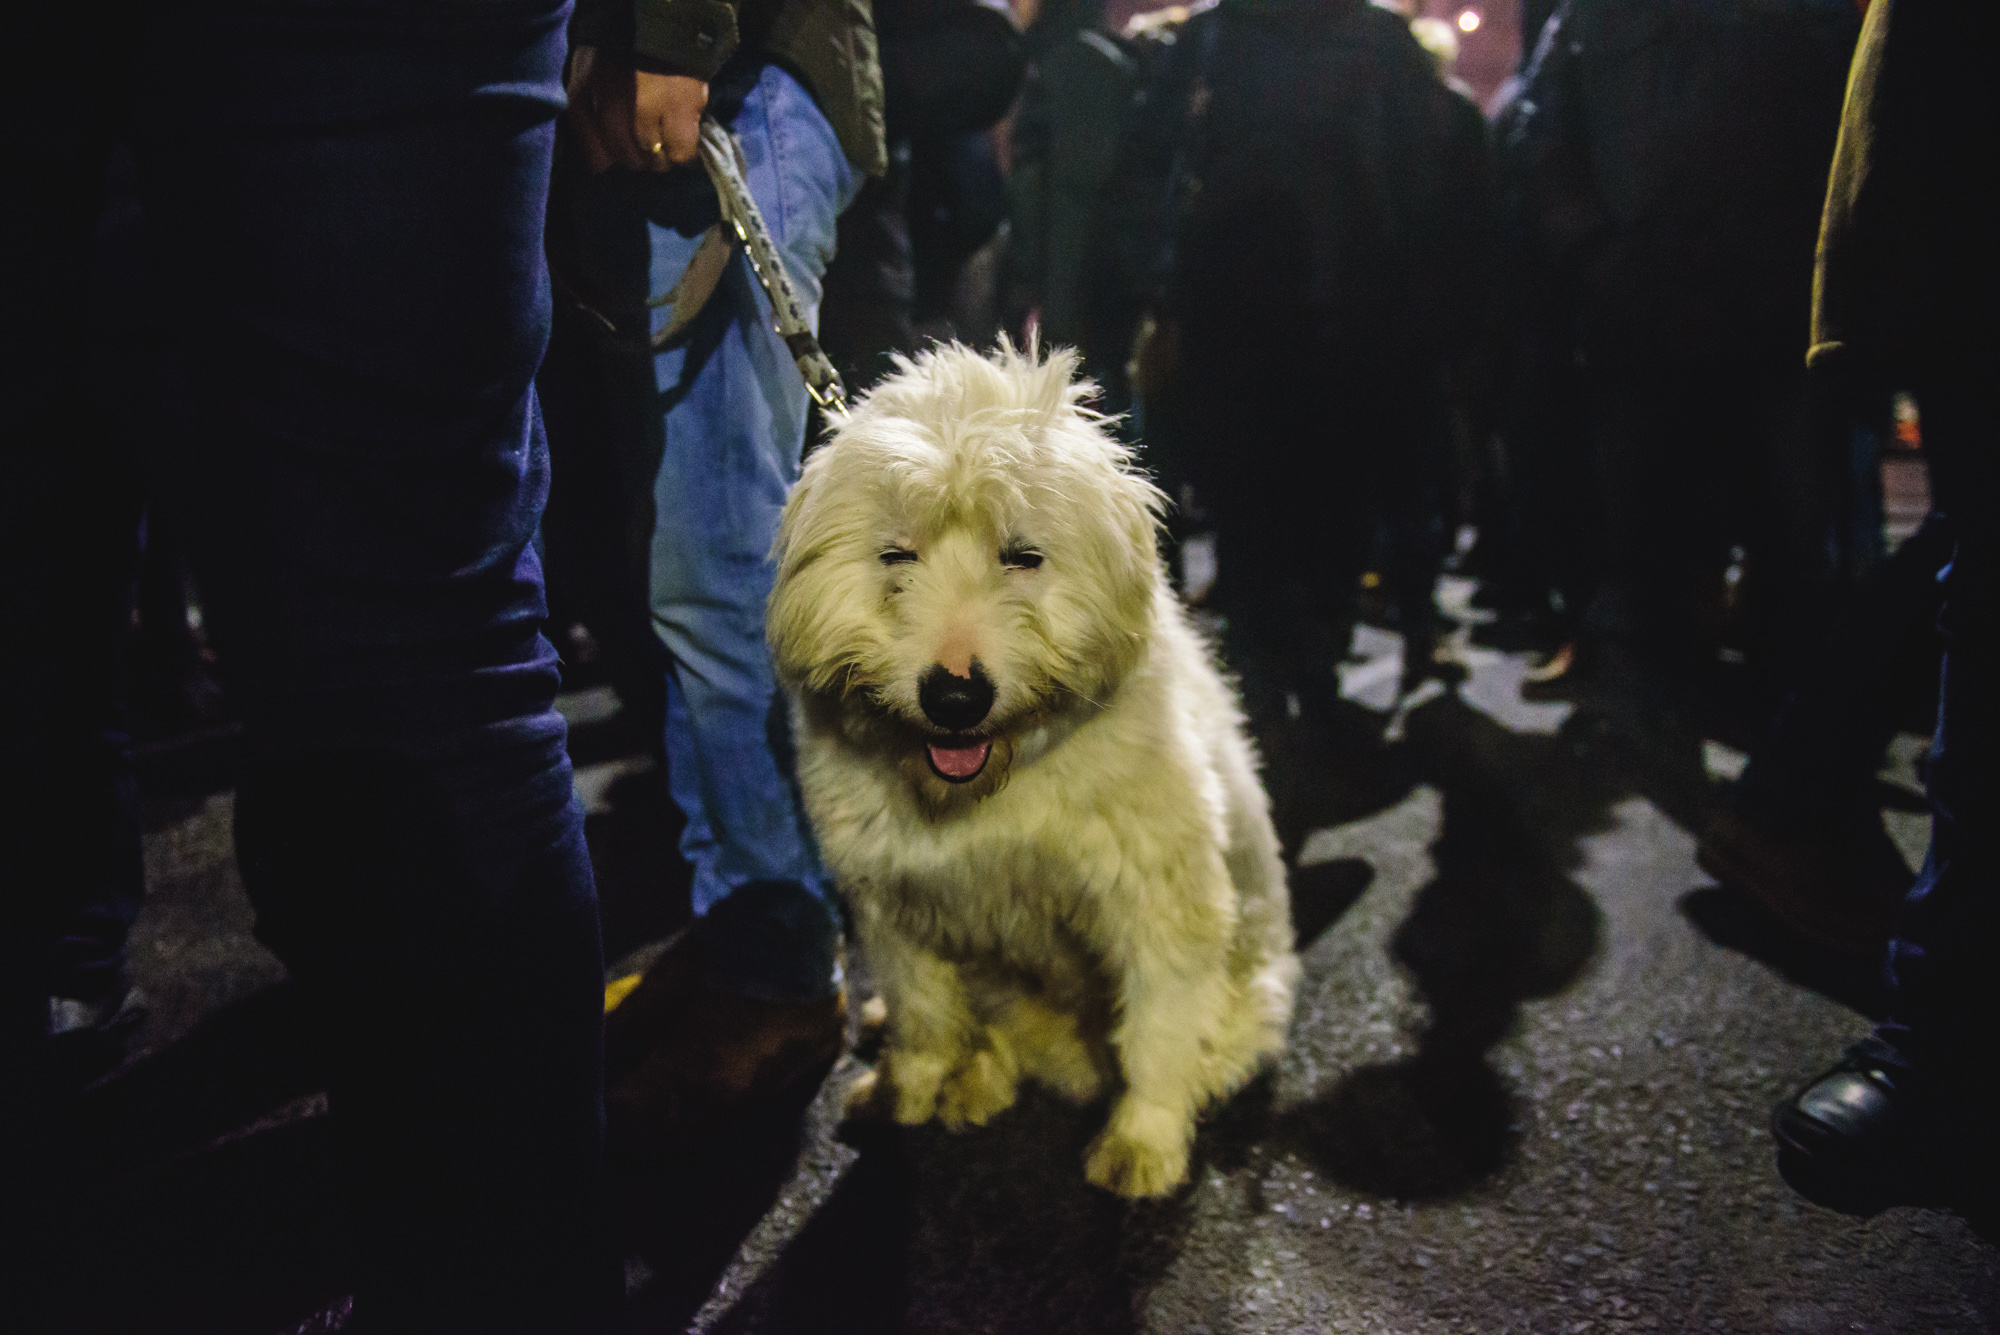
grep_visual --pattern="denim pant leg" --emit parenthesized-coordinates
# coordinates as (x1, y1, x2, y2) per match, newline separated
(133, 5, 617, 1328)
(647, 67, 859, 1003)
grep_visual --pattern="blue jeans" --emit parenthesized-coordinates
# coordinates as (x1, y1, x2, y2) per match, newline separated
(5, 2, 618, 1328)
(551, 63, 858, 1002)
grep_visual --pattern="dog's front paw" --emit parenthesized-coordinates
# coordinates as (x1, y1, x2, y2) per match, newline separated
(936, 1045, 1018, 1130)
(998, 997, 1107, 1104)
(877, 1048, 953, 1125)
(1084, 1101, 1192, 1198)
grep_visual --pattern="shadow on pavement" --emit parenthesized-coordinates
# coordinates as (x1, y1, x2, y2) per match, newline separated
(1678, 885, 1888, 1019)
(16, 982, 344, 1334)
(58, 979, 324, 1181)
(709, 1089, 1197, 1335)
(29, 1117, 349, 1335)
(1260, 696, 1418, 859)
(1290, 857, 1376, 951)
(702, 1124, 915, 1335)
(1285, 693, 1605, 1201)
(613, 1055, 842, 1334)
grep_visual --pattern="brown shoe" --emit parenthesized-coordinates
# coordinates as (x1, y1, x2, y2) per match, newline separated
(605, 938, 846, 1155)
(603, 929, 707, 1085)
(1696, 809, 1912, 958)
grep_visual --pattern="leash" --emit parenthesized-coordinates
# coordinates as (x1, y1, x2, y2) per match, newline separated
(697, 119, 850, 416)
(555, 117, 851, 417)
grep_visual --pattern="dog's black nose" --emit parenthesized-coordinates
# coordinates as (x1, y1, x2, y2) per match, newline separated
(919, 662, 995, 731)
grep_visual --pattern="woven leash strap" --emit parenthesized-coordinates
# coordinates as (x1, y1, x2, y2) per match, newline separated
(698, 119, 850, 416)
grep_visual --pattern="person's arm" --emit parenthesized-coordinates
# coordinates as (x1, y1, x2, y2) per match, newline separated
(566, 0, 740, 172)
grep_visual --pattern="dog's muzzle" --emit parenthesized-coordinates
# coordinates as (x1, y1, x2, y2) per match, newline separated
(918, 663, 996, 782)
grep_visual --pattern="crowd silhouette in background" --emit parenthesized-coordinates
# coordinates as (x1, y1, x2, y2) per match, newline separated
(3, 0, 1992, 1328)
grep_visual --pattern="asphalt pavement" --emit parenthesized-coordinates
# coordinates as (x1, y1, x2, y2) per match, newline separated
(37, 575, 1997, 1335)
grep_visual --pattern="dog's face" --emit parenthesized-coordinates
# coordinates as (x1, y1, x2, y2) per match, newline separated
(769, 343, 1166, 811)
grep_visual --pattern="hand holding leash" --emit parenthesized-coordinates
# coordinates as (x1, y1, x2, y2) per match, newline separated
(564, 46, 708, 174)
(553, 112, 850, 417)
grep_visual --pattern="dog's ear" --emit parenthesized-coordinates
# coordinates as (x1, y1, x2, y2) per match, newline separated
(1114, 465, 1170, 595)
(767, 444, 817, 580)
(766, 444, 894, 699)
(766, 452, 832, 686)
(1076, 461, 1170, 696)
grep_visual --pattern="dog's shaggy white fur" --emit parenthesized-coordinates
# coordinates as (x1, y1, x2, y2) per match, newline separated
(767, 342, 1297, 1197)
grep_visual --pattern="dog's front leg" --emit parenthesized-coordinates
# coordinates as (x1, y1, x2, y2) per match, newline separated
(1086, 893, 1235, 1198)
(851, 914, 1014, 1129)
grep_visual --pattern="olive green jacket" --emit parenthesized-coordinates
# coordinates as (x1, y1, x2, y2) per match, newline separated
(1810, 0, 1992, 380)
(573, 0, 889, 175)
(1808, 0, 1891, 371)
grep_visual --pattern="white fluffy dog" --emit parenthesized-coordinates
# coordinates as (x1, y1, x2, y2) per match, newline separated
(766, 342, 1297, 1198)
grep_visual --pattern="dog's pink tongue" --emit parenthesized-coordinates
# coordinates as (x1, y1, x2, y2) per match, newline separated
(927, 738, 992, 780)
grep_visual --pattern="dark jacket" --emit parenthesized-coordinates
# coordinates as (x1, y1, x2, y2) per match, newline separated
(1114, 0, 1489, 361)
(816, 0, 1021, 383)
(1811, 0, 1997, 384)
(574, 0, 889, 174)
(1006, 0, 1141, 347)
(1509, 0, 1858, 368)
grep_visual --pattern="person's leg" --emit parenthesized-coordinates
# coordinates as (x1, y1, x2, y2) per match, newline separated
(1873, 387, 1997, 1085)
(135, 4, 616, 1327)
(1180, 305, 1363, 720)
(0, 3, 146, 1098)
(1600, 365, 1755, 692)
(1739, 366, 1846, 713)
(11, 466, 148, 1031)
(1699, 511, 1944, 955)
(537, 272, 673, 740)
(819, 160, 919, 393)
(0, 379, 148, 1069)
(1565, 363, 1719, 812)
(539, 147, 680, 739)
(1733, 512, 1949, 828)
(1581, 365, 1699, 701)
(1772, 382, 1997, 1218)
(1372, 362, 1453, 690)
(645, 64, 859, 1003)
(1508, 331, 1595, 643)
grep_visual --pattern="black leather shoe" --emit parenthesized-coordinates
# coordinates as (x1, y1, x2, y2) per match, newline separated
(1771, 1053, 1952, 1217)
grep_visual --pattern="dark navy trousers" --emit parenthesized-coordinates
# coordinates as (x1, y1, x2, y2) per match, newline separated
(3, 2, 618, 1328)
(1873, 383, 1999, 1089)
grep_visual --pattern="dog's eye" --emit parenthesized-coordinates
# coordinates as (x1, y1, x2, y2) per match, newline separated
(879, 548, 919, 566)
(1001, 547, 1044, 571)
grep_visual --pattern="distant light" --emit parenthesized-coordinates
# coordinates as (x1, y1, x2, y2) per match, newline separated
(1456, 7, 1482, 31)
